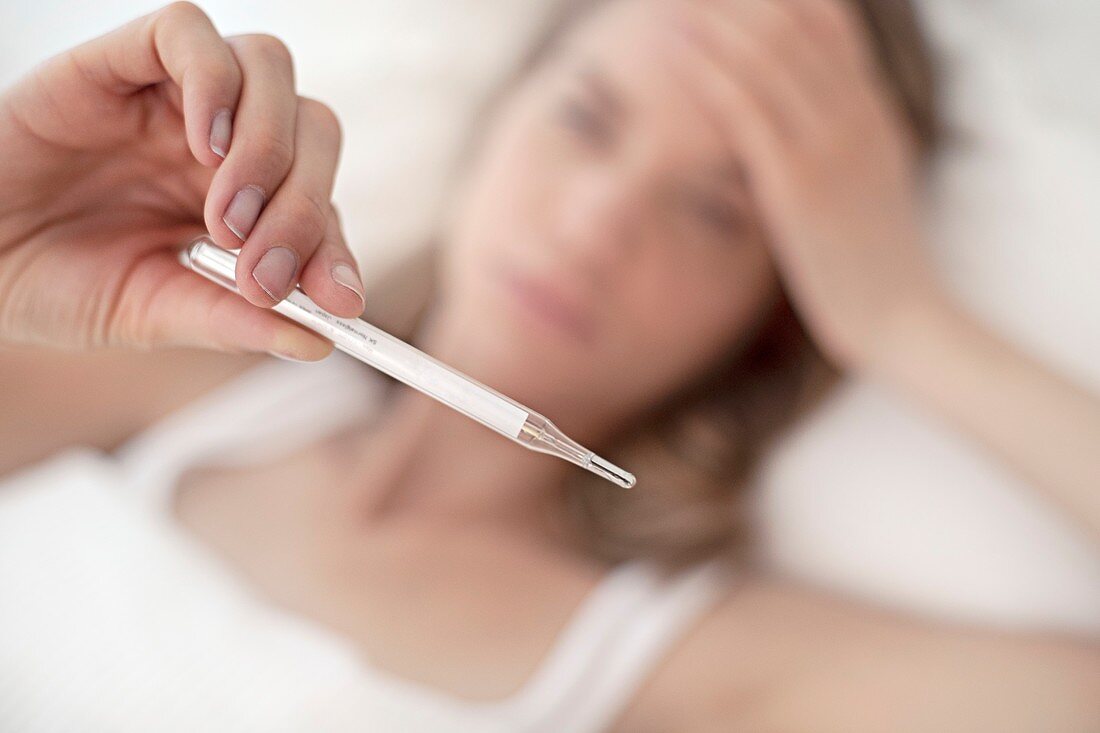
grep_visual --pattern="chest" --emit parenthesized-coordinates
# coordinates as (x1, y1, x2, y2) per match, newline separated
(172, 445, 602, 701)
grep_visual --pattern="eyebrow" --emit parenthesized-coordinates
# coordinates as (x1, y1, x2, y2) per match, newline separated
(575, 64, 749, 198)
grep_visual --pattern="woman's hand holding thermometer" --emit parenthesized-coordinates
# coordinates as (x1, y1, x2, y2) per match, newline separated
(0, 4, 354, 359)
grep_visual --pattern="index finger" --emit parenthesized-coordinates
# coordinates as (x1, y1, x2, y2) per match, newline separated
(63, 1, 242, 165)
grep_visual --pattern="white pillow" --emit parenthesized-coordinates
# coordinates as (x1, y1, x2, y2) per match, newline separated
(757, 0, 1100, 634)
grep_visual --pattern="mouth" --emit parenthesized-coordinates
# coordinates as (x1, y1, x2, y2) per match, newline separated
(498, 266, 596, 343)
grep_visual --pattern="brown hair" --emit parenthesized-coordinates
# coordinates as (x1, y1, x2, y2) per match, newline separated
(365, 0, 939, 567)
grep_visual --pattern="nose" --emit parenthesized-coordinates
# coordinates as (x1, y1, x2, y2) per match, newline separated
(551, 168, 638, 278)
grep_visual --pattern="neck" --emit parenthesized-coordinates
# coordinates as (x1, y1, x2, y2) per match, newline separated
(347, 302, 623, 536)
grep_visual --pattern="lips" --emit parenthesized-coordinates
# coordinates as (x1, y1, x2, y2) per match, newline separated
(500, 267, 596, 342)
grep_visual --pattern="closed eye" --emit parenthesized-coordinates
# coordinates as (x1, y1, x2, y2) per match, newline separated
(557, 94, 613, 147)
(689, 194, 745, 239)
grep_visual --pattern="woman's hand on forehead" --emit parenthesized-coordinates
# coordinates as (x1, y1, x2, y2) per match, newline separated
(657, 0, 943, 371)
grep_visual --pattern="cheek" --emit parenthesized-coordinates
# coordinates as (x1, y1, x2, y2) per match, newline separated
(447, 108, 558, 279)
(617, 241, 777, 390)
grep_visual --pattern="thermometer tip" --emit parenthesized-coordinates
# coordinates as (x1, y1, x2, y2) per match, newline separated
(589, 454, 636, 489)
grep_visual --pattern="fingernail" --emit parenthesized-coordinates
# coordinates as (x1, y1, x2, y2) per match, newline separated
(210, 108, 233, 158)
(267, 350, 312, 363)
(252, 246, 298, 301)
(223, 186, 265, 241)
(331, 263, 365, 304)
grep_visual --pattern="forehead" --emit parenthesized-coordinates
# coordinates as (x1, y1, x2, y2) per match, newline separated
(545, 0, 734, 168)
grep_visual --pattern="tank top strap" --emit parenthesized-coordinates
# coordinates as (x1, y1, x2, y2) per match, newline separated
(508, 558, 734, 733)
(112, 353, 385, 514)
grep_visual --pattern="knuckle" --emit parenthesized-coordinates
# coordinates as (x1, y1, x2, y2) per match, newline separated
(190, 56, 239, 88)
(290, 193, 330, 240)
(242, 33, 293, 65)
(157, 1, 209, 30)
(299, 97, 342, 143)
(247, 133, 295, 174)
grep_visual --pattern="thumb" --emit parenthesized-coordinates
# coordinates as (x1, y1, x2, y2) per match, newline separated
(113, 248, 333, 360)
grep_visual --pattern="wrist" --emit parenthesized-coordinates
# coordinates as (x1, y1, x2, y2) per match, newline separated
(862, 287, 967, 388)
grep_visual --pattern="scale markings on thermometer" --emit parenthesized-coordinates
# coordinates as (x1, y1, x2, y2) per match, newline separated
(179, 237, 635, 489)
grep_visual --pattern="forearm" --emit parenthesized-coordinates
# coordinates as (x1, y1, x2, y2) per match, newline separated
(871, 295, 1100, 537)
(627, 579, 1100, 733)
(0, 345, 260, 478)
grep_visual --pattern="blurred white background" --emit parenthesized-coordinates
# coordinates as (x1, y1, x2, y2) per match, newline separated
(2, 0, 1099, 631)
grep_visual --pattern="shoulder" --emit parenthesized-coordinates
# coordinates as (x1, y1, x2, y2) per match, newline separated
(614, 577, 1100, 733)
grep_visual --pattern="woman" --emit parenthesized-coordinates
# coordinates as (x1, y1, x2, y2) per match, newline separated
(0, 1, 1097, 731)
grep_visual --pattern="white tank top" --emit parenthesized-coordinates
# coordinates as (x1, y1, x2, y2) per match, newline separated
(0, 353, 731, 733)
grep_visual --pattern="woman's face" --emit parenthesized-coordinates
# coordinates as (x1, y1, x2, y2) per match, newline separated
(441, 0, 778, 424)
